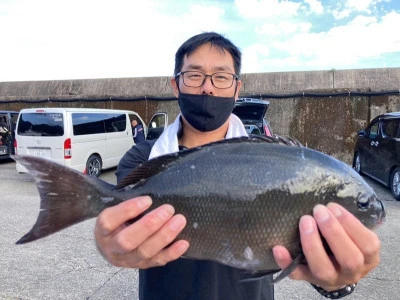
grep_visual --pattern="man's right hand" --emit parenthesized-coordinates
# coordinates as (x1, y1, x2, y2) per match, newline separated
(94, 196, 189, 268)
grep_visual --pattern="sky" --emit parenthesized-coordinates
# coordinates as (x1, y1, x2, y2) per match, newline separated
(1, 0, 399, 82)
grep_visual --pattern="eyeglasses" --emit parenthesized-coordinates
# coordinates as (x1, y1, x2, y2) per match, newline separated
(176, 71, 238, 89)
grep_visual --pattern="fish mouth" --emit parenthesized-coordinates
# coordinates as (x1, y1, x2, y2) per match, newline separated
(368, 196, 386, 225)
(363, 195, 386, 227)
(376, 199, 386, 224)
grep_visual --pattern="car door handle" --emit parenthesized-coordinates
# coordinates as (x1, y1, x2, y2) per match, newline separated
(370, 141, 379, 146)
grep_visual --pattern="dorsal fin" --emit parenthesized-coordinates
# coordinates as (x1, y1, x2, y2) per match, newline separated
(248, 134, 304, 147)
(116, 151, 184, 189)
(116, 135, 303, 189)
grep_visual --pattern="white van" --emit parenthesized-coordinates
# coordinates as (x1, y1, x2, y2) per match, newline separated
(14, 108, 167, 176)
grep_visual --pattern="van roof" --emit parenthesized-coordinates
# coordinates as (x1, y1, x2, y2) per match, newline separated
(381, 112, 400, 119)
(19, 108, 137, 114)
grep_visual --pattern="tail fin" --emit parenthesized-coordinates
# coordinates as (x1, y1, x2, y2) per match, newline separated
(13, 155, 118, 244)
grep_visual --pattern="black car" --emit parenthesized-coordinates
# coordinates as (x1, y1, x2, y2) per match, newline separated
(0, 110, 19, 160)
(353, 112, 400, 200)
(233, 98, 273, 137)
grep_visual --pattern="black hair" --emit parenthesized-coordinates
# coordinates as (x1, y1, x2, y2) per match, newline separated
(174, 32, 242, 77)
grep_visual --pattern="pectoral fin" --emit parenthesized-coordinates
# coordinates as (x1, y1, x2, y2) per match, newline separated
(272, 252, 305, 283)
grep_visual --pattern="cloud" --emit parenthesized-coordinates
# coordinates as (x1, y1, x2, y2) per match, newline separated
(242, 44, 271, 73)
(332, 8, 353, 19)
(256, 21, 312, 37)
(242, 9, 400, 72)
(235, 0, 302, 19)
(0, 0, 398, 81)
(0, 0, 222, 80)
(331, 0, 388, 19)
(303, 0, 324, 15)
(345, 0, 383, 12)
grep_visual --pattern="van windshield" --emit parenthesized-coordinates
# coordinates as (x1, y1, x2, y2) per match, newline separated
(17, 113, 64, 136)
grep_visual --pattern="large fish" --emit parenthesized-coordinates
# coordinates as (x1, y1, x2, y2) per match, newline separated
(14, 136, 385, 282)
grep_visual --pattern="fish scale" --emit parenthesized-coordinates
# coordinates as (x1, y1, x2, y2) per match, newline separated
(13, 136, 385, 281)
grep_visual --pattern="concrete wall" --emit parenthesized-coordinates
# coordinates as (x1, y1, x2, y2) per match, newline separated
(1, 68, 400, 164)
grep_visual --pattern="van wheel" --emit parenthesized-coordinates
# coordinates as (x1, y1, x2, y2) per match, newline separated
(86, 155, 102, 177)
(390, 167, 400, 201)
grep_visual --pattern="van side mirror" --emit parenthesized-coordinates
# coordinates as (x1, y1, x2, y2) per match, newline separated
(357, 130, 365, 136)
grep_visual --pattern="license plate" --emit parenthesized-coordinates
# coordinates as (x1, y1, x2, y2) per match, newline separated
(33, 150, 47, 157)
(31, 149, 50, 158)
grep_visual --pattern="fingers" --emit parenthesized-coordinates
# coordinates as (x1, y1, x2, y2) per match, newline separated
(135, 214, 187, 259)
(273, 203, 381, 291)
(136, 238, 189, 269)
(94, 196, 189, 269)
(300, 203, 380, 289)
(326, 203, 381, 267)
(111, 203, 176, 255)
(96, 196, 152, 236)
(272, 245, 310, 280)
(272, 219, 317, 282)
(315, 203, 380, 277)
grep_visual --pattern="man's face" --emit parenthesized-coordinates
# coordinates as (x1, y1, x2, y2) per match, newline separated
(171, 43, 242, 99)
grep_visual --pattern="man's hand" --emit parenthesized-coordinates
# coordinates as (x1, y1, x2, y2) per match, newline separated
(273, 202, 381, 291)
(94, 196, 189, 269)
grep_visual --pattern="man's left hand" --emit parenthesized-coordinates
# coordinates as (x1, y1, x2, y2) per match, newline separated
(273, 202, 381, 291)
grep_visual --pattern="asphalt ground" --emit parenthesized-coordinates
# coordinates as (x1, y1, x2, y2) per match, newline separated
(0, 158, 399, 300)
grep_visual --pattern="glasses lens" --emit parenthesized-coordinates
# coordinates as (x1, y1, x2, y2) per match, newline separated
(211, 73, 235, 89)
(182, 71, 205, 87)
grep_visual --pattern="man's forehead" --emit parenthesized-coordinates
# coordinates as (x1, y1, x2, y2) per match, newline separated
(184, 44, 229, 59)
(182, 44, 234, 72)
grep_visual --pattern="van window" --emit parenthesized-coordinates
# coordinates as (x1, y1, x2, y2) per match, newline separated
(17, 113, 64, 136)
(72, 113, 127, 135)
(105, 113, 126, 132)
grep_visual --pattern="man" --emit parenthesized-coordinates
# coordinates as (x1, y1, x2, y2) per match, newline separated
(0, 116, 9, 146)
(94, 32, 380, 299)
(131, 119, 145, 144)
(0, 116, 8, 134)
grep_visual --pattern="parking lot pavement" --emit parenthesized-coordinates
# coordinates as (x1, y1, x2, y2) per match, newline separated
(1, 159, 399, 299)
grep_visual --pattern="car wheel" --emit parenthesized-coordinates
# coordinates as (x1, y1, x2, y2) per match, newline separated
(390, 167, 400, 201)
(353, 152, 362, 174)
(86, 155, 102, 177)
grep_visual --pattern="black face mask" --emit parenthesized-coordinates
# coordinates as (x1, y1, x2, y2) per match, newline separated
(178, 92, 236, 132)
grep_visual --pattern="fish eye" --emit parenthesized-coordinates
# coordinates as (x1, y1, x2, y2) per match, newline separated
(357, 198, 370, 210)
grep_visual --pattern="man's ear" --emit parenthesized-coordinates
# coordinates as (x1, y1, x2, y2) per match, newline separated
(171, 77, 179, 98)
(235, 80, 242, 100)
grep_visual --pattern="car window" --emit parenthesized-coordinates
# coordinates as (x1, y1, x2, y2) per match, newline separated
(368, 122, 379, 139)
(149, 113, 167, 128)
(382, 119, 400, 138)
(233, 109, 263, 121)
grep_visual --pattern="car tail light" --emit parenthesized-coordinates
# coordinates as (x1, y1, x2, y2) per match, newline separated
(264, 125, 272, 137)
(64, 138, 71, 159)
(14, 139, 17, 155)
